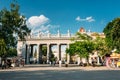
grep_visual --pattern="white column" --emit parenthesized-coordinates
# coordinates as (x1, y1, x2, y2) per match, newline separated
(77, 57, 80, 65)
(67, 44, 70, 64)
(57, 44, 60, 61)
(95, 51, 100, 65)
(27, 44, 30, 64)
(37, 44, 40, 64)
(97, 56, 100, 65)
(47, 44, 50, 63)
(17, 41, 23, 57)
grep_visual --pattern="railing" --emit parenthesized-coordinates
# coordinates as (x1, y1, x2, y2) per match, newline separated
(24, 31, 104, 40)
(26, 33, 75, 39)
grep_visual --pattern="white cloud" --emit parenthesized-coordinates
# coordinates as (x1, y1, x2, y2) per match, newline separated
(75, 16, 85, 21)
(32, 25, 50, 34)
(76, 16, 80, 21)
(26, 15, 60, 35)
(75, 16, 95, 22)
(27, 15, 49, 28)
(86, 16, 95, 22)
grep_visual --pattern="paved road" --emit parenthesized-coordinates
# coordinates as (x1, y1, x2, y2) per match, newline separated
(0, 64, 120, 80)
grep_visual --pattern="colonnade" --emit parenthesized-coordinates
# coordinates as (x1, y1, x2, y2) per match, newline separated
(24, 43, 70, 64)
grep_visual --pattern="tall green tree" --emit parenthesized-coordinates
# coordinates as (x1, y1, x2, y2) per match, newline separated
(7, 48, 17, 57)
(66, 41, 94, 58)
(66, 32, 94, 63)
(93, 36, 109, 57)
(0, 2, 30, 57)
(103, 18, 120, 51)
(0, 39, 6, 58)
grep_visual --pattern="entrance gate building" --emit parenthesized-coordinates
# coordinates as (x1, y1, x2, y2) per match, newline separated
(17, 30, 74, 64)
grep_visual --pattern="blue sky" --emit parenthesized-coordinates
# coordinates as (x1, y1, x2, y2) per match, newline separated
(1, 0, 120, 34)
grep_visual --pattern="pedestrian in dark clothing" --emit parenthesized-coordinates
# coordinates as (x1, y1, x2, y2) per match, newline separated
(91, 58, 95, 67)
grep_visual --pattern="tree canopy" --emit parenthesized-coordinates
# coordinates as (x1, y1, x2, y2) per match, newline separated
(93, 37, 109, 56)
(103, 18, 120, 51)
(0, 2, 30, 57)
(0, 39, 7, 57)
(66, 31, 109, 62)
(66, 32, 94, 58)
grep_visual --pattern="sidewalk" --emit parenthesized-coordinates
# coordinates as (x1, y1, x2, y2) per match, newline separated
(0, 64, 120, 72)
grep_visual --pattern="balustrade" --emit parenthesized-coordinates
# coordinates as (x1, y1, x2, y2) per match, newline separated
(26, 33, 75, 39)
